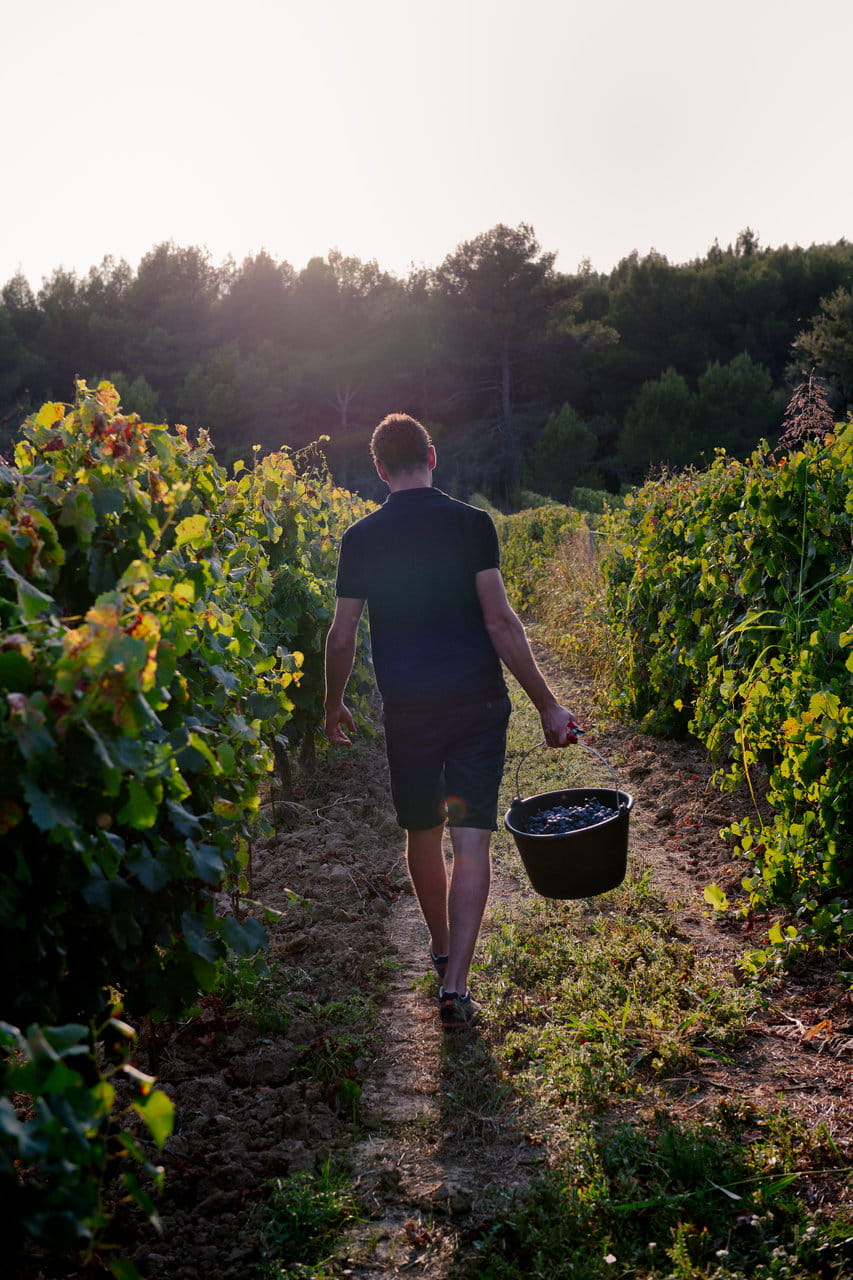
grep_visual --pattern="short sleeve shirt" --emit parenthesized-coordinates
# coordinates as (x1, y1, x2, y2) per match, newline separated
(335, 487, 507, 710)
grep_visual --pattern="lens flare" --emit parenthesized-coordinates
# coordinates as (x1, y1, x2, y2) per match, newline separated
(445, 795, 468, 823)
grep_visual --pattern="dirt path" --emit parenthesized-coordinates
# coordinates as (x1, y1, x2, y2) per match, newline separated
(334, 647, 853, 1277)
(28, 645, 846, 1280)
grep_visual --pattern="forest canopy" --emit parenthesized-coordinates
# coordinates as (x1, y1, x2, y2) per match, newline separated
(2, 225, 852, 502)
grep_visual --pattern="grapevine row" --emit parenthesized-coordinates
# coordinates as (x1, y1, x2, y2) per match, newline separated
(600, 427, 853, 966)
(0, 383, 372, 1260)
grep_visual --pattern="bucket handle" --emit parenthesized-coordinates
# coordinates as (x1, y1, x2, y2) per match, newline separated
(512, 740, 626, 811)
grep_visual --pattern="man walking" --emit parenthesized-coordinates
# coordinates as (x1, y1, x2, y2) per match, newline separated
(324, 414, 580, 1030)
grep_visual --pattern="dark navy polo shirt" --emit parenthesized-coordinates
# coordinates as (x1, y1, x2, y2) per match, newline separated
(335, 487, 507, 710)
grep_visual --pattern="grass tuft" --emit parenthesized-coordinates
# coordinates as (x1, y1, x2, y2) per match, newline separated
(258, 1162, 361, 1279)
(457, 1114, 852, 1280)
(478, 892, 754, 1113)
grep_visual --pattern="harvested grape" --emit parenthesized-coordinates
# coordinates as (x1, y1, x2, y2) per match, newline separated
(521, 798, 618, 835)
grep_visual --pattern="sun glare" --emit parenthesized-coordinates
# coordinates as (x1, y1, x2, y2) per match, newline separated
(1, 0, 851, 287)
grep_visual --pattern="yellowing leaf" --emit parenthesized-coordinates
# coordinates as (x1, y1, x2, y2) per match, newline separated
(809, 690, 841, 720)
(92, 1080, 117, 1111)
(87, 601, 121, 631)
(213, 798, 240, 819)
(35, 401, 65, 429)
(148, 467, 168, 504)
(175, 515, 209, 549)
(703, 884, 729, 912)
(126, 611, 160, 688)
(14, 441, 36, 467)
(127, 611, 159, 644)
(96, 381, 121, 413)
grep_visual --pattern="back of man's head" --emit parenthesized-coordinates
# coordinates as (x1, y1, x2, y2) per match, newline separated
(370, 413, 433, 476)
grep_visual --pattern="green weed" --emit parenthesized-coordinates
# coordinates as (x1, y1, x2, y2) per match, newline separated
(456, 1115, 852, 1280)
(480, 895, 753, 1113)
(293, 992, 375, 1116)
(366, 955, 402, 986)
(258, 1162, 360, 1279)
(440, 1034, 516, 1137)
(216, 958, 375, 1115)
(488, 682, 756, 1112)
(216, 953, 308, 1034)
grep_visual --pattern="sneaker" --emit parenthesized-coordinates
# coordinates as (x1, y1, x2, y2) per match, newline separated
(430, 949, 449, 987)
(438, 988, 479, 1032)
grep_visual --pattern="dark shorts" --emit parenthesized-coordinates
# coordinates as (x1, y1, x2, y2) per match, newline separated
(383, 696, 512, 832)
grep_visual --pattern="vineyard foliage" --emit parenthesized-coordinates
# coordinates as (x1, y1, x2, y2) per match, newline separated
(0, 383, 372, 1256)
(494, 498, 616, 680)
(0, 1012, 173, 1255)
(493, 502, 581, 613)
(601, 427, 853, 945)
(0, 381, 371, 1027)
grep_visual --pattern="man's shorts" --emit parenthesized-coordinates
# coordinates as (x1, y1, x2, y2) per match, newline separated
(382, 696, 512, 832)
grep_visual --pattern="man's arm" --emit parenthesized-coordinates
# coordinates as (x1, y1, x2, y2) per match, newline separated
(323, 596, 365, 743)
(475, 568, 581, 747)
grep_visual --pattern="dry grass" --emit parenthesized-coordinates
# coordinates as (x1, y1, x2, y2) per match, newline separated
(531, 524, 620, 696)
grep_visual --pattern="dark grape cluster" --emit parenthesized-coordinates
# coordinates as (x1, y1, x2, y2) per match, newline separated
(522, 799, 618, 835)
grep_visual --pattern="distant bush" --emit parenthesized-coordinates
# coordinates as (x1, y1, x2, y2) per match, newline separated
(569, 486, 624, 515)
(468, 491, 506, 524)
(497, 504, 580, 613)
(516, 489, 561, 509)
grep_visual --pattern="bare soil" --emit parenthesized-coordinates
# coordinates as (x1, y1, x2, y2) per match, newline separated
(20, 645, 852, 1279)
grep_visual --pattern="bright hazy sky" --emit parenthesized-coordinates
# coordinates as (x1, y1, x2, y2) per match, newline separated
(3, 0, 851, 291)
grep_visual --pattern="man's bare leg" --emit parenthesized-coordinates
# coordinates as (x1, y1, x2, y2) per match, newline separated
(444, 827, 491, 996)
(405, 824, 450, 958)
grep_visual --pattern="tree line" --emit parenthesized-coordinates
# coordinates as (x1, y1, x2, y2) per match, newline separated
(2, 224, 852, 503)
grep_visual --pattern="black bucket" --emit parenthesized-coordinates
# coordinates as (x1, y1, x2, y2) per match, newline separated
(504, 742, 633, 899)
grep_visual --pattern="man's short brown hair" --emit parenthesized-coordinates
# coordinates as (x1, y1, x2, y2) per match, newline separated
(370, 413, 433, 475)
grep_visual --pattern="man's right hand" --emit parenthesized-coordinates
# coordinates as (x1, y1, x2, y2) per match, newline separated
(324, 702, 356, 744)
